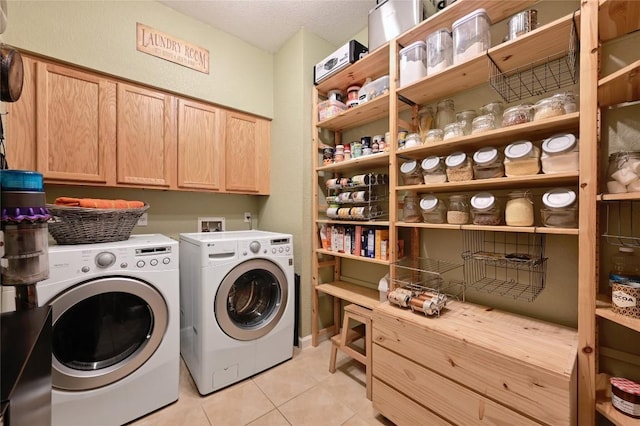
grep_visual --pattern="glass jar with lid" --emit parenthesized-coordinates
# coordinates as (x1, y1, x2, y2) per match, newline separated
(533, 96, 566, 121)
(421, 156, 447, 184)
(443, 122, 465, 140)
(425, 128, 444, 143)
(505, 191, 534, 226)
(504, 140, 540, 177)
(445, 152, 473, 182)
(606, 151, 640, 194)
(541, 188, 578, 228)
(435, 98, 455, 130)
(418, 105, 434, 141)
(502, 104, 533, 127)
(447, 194, 470, 224)
(473, 146, 504, 179)
(420, 194, 447, 223)
(471, 114, 496, 134)
(479, 101, 504, 127)
(427, 28, 453, 75)
(403, 193, 422, 223)
(552, 91, 577, 113)
(541, 133, 579, 174)
(404, 132, 422, 149)
(400, 160, 423, 185)
(455, 110, 477, 135)
(470, 192, 502, 225)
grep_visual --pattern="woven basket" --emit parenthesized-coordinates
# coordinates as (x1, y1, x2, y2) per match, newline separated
(47, 204, 149, 245)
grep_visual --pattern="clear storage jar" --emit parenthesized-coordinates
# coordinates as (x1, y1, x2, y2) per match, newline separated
(435, 98, 455, 130)
(504, 140, 540, 177)
(447, 194, 470, 224)
(418, 105, 434, 141)
(425, 128, 444, 143)
(403, 194, 422, 223)
(505, 191, 534, 226)
(552, 91, 577, 113)
(470, 192, 502, 225)
(456, 110, 477, 135)
(400, 160, 423, 185)
(541, 187, 578, 228)
(606, 151, 640, 194)
(404, 132, 422, 149)
(473, 146, 504, 179)
(541, 133, 579, 174)
(421, 156, 447, 184)
(399, 41, 428, 87)
(533, 96, 566, 121)
(426, 28, 453, 75)
(452, 8, 491, 65)
(445, 152, 473, 182)
(443, 122, 465, 140)
(502, 104, 533, 127)
(471, 114, 496, 134)
(479, 101, 504, 127)
(420, 194, 447, 223)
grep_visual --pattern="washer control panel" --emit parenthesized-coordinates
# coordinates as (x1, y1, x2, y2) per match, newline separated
(238, 236, 292, 259)
(67, 245, 175, 274)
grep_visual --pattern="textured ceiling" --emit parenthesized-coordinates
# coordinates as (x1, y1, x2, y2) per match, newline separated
(157, 0, 375, 53)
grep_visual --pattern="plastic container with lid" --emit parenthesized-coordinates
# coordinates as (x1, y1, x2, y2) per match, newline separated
(504, 140, 540, 177)
(533, 96, 566, 121)
(609, 247, 640, 286)
(541, 187, 578, 228)
(426, 28, 453, 75)
(435, 98, 455, 130)
(473, 146, 504, 179)
(318, 99, 347, 121)
(399, 41, 428, 87)
(479, 101, 504, 127)
(421, 156, 447, 184)
(452, 9, 491, 65)
(470, 192, 502, 225)
(505, 191, 534, 226)
(425, 128, 444, 143)
(541, 133, 579, 174)
(502, 104, 533, 127)
(400, 160, 423, 185)
(403, 193, 422, 223)
(471, 114, 496, 134)
(420, 194, 447, 223)
(443, 122, 465, 140)
(606, 152, 640, 194)
(447, 194, 470, 224)
(445, 152, 473, 182)
(404, 132, 422, 149)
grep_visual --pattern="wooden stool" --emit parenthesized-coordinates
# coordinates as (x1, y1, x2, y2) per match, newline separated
(328, 303, 372, 400)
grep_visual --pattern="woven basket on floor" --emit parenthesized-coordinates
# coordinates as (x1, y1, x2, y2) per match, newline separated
(46, 204, 149, 245)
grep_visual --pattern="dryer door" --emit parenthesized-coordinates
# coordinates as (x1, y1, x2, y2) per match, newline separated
(48, 276, 168, 391)
(215, 258, 288, 341)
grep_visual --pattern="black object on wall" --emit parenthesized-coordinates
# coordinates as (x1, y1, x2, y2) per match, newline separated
(294, 273, 300, 347)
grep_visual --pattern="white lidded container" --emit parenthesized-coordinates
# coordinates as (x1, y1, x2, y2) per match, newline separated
(420, 194, 447, 223)
(504, 140, 540, 177)
(400, 160, 423, 185)
(452, 8, 491, 65)
(541, 187, 578, 228)
(473, 146, 504, 179)
(426, 28, 453, 75)
(470, 192, 502, 225)
(399, 41, 427, 87)
(541, 133, 579, 174)
(421, 155, 447, 184)
(445, 152, 473, 182)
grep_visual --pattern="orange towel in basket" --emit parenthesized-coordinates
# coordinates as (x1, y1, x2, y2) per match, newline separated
(55, 197, 145, 209)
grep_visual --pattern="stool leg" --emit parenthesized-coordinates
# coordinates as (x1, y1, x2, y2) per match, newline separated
(329, 341, 338, 373)
(365, 318, 372, 400)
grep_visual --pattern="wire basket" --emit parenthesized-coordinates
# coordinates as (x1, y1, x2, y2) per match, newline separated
(46, 204, 149, 245)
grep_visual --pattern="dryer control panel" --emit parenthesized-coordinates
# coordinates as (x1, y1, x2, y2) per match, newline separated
(238, 237, 292, 259)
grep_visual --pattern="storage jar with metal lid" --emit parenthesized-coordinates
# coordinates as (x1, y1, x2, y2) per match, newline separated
(421, 156, 447, 184)
(420, 194, 447, 223)
(504, 140, 540, 177)
(533, 96, 566, 121)
(445, 152, 473, 182)
(541, 188, 578, 228)
(426, 28, 453, 75)
(471, 114, 496, 134)
(541, 133, 579, 174)
(443, 122, 465, 140)
(470, 192, 502, 225)
(447, 194, 470, 224)
(455, 110, 477, 135)
(399, 40, 428, 87)
(404, 132, 422, 149)
(435, 98, 455, 130)
(400, 160, 423, 185)
(403, 193, 422, 223)
(505, 191, 534, 226)
(552, 91, 577, 113)
(452, 8, 491, 65)
(502, 104, 533, 127)
(606, 151, 640, 194)
(473, 146, 504, 179)
(425, 128, 444, 143)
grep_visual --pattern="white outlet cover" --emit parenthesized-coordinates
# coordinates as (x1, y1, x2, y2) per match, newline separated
(136, 213, 148, 226)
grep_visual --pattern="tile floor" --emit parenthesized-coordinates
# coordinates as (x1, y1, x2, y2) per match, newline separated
(130, 339, 394, 426)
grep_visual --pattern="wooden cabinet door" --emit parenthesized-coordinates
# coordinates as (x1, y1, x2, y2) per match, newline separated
(35, 61, 116, 184)
(224, 111, 270, 194)
(177, 99, 223, 191)
(117, 83, 176, 188)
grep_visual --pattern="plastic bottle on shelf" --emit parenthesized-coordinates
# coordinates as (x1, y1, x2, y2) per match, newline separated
(609, 247, 640, 286)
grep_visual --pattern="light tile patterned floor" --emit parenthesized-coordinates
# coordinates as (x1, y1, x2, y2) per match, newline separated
(130, 339, 394, 426)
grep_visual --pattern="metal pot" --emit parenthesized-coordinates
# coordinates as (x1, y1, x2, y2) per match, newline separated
(0, 44, 24, 102)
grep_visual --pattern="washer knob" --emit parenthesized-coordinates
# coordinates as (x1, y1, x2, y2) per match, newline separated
(162, 257, 170, 265)
(95, 252, 116, 268)
(150, 259, 158, 266)
(249, 241, 261, 254)
(136, 260, 145, 268)
(81, 266, 90, 273)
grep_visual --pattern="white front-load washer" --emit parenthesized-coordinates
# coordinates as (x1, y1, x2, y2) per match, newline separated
(179, 230, 295, 395)
(1, 234, 180, 426)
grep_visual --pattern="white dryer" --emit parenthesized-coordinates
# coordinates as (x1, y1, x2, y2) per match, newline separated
(1, 234, 180, 426)
(179, 230, 295, 395)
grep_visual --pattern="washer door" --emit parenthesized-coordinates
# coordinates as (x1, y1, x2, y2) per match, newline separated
(215, 259, 288, 341)
(48, 276, 168, 391)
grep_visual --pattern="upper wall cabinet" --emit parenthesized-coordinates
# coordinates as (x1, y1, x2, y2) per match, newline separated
(117, 83, 176, 189)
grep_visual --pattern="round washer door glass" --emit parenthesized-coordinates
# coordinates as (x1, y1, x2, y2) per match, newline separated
(215, 259, 288, 341)
(48, 277, 168, 391)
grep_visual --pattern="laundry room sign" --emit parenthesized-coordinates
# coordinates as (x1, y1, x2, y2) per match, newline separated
(136, 23, 210, 74)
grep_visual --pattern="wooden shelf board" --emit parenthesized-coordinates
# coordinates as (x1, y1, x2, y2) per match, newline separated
(316, 219, 391, 227)
(596, 303, 640, 334)
(316, 152, 390, 173)
(396, 222, 461, 230)
(598, 59, 640, 107)
(596, 400, 640, 425)
(317, 94, 391, 131)
(395, 222, 579, 235)
(396, 113, 580, 160)
(315, 45, 390, 94)
(599, 0, 640, 42)
(316, 281, 381, 310)
(598, 192, 640, 201)
(316, 249, 391, 265)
